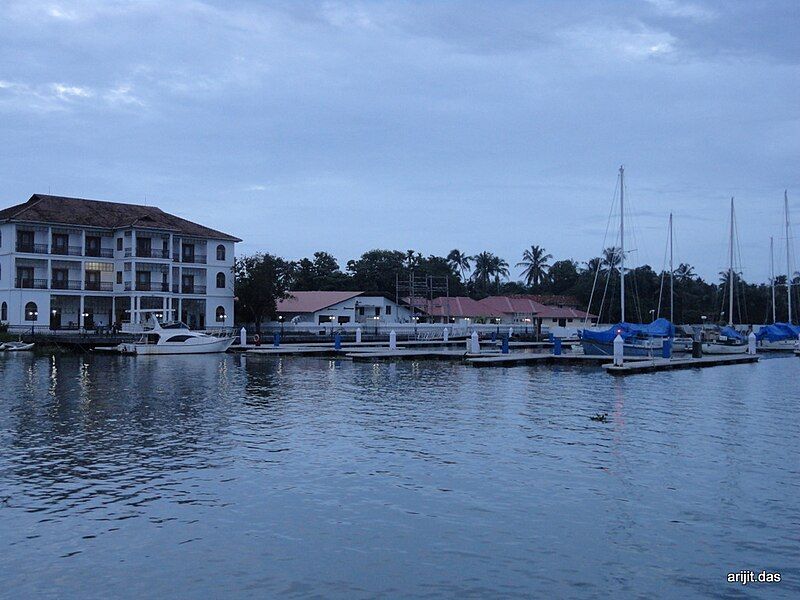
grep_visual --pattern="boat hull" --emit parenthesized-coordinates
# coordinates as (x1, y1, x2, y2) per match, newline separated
(701, 342, 747, 355)
(580, 339, 662, 357)
(121, 337, 234, 355)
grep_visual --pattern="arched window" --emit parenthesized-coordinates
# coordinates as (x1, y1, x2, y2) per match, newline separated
(215, 306, 226, 322)
(1, 302, 7, 321)
(25, 302, 38, 321)
(216, 272, 226, 288)
(216, 244, 226, 261)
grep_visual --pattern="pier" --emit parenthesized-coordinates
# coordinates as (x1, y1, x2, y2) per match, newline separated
(602, 354, 759, 375)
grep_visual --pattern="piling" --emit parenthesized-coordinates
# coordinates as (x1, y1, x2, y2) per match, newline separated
(613, 334, 624, 366)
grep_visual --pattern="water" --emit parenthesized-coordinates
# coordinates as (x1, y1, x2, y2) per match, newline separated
(1, 353, 798, 599)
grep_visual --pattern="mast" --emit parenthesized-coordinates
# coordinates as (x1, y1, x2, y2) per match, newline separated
(619, 165, 625, 323)
(728, 198, 735, 327)
(669, 213, 674, 322)
(770, 236, 776, 323)
(786, 190, 792, 324)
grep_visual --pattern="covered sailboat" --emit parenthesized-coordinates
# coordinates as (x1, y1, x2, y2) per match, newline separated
(756, 322, 800, 349)
(580, 318, 675, 356)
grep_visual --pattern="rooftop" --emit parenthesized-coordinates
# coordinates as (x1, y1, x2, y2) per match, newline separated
(0, 194, 241, 242)
(276, 291, 365, 314)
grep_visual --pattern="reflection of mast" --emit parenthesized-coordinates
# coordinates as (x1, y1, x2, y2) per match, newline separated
(619, 165, 625, 322)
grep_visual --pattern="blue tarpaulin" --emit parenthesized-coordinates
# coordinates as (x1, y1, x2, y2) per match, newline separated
(719, 326, 745, 341)
(756, 322, 800, 342)
(581, 318, 675, 343)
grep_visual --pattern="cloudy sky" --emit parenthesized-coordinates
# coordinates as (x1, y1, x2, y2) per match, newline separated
(0, 0, 797, 281)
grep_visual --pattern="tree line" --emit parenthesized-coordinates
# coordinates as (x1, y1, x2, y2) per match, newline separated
(234, 245, 800, 328)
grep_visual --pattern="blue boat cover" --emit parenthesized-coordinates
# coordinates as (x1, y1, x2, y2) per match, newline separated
(581, 318, 675, 343)
(719, 326, 745, 341)
(756, 322, 800, 342)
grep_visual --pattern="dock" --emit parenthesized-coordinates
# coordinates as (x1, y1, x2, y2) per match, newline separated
(466, 353, 651, 367)
(603, 354, 759, 375)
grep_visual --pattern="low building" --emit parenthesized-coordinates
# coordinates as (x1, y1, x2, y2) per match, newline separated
(413, 296, 503, 324)
(276, 291, 412, 325)
(0, 194, 240, 330)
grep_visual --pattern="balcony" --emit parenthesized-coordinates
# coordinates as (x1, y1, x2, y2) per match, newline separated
(84, 281, 113, 292)
(174, 253, 207, 264)
(51, 245, 83, 257)
(52, 280, 82, 291)
(16, 242, 49, 254)
(84, 248, 114, 258)
(15, 278, 48, 289)
(136, 248, 169, 259)
(180, 285, 206, 295)
(128, 282, 169, 292)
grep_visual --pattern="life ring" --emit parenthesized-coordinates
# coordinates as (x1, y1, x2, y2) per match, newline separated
(253, 334, 260, 344)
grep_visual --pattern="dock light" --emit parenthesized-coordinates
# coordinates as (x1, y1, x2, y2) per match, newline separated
(51, 309, 57, 315)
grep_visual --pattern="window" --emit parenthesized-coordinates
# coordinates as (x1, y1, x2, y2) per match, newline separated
(116, 271, 123, 284)
(374, 307, 381, 316)
(1, 302, 7, 321)
(215, 306, 226, 322)
(386, 305, 392, 315)
(216, 244, 226, 261)
(25, 302, 38, 321)
(117, 238, 123, 251)
(216, 272, 226, 288)
(166, 335, 193, 343)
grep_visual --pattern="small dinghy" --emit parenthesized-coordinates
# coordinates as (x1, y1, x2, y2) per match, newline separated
(2, 341, 35, 352)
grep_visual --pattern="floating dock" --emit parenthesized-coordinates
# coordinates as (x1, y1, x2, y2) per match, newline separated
(602, 354, 759, 375)
(466, 353, 651, 367)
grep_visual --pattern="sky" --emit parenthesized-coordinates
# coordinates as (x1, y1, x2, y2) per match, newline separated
(0, 0, 798, 282)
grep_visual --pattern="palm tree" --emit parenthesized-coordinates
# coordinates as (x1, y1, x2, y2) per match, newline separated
(404, 249, 421, 270)
(602, 247, 622, 273)
(491, 255, 510, 293)
(447, 249, 472, 282)
(471, 251, 494, 288)
(673, 263, 696, 282)
(585, 257, 603, 275)
(516, 245, 553, 288)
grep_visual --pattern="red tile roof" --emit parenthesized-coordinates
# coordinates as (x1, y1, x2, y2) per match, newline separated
(478, 296, 540, 315)
(277, 291, 363, 314)
(419, 296, 501, 318)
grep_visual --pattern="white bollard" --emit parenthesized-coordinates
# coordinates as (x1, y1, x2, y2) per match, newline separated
(240, 327, 247, 346)
(356, 327, 362, 344)
(613, 334, 624, 366)
(508, 327, 513, 338)
(470, 330, 480, 354)
(748, 331, 757, 355)
(389, 330, 397, 350)
(443, 327, 449, 343)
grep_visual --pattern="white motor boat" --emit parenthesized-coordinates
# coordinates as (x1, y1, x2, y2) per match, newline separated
(702, 335, 748, 355)
(118, 320, 234, 355)
(671, 337, 694, 353)
(1, 341, 35, 352)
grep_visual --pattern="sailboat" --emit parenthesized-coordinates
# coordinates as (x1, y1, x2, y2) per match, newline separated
(580, 166, 674, 356)
(659, 214, 693, 352)
(757, 191, 800, 350)
(703, 198, 748, 355)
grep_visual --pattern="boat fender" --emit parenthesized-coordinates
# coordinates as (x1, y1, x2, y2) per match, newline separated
(253, 334, 261, 346)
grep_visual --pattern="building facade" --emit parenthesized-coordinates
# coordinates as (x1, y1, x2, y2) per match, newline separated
(0, 194, 240, 331)
(276, 291, 413, 325)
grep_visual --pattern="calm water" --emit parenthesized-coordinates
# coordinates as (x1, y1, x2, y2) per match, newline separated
(1, 352, 798, 599)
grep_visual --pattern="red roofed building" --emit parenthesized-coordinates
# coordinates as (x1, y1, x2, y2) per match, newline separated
(276, 291, 412, 325)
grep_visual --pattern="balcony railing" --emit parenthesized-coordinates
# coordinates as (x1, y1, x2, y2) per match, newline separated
(174, 253, 207, 264)
(16, 242, 49, 254)
(84, 281, 113, 292)
(84, 248, 114, 258)
(132, 282, 169, 292)
(51, 246, 83, 256)
(52, 280, 82, 290)
(15, 278, 48, 289)
(135, 248, 169, 259)
(180, 285, 206, 295)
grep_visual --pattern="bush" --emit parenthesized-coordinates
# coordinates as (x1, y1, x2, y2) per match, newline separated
(0, 322, 8, 333)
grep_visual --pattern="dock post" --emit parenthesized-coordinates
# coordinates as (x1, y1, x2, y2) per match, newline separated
(389, 330, 397, 350)
(662, 338, 672, 359)
(470, 330, 480, 353)
(502, 335, 509, 354)
(613, 334, 624, 366)
(552, 338, 562, 356)
(356, 327, 362, 344)
(747, 331, 757, 355)
(334, 332, 342, 350)
(273, 332, 281, 347)
(508, 327, 513, 339)
(443, 327, 449, 343)
(240, 327, 247, 346)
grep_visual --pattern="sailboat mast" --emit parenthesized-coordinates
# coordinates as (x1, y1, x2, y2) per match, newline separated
(786, 190, 792, 324)
(669, 213, 674, 322)
(728, 198, 734, 327)
(770, 236, 776, 323)
(619, 165, 625, 323)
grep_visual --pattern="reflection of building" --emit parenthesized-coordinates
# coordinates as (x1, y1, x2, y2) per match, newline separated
(276, 291, 412, 325)
(0, 194, 239, 330)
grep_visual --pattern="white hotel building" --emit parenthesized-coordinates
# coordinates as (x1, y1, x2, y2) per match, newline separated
(0, 194, 240, 331)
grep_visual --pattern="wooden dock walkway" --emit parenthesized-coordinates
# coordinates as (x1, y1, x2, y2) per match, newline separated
(603, 354, 759, 375)
(466, 353, 651, 367)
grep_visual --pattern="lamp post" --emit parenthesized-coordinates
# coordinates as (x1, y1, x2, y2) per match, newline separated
(279, 314, 284, 335)
(649, 309, 655, 323)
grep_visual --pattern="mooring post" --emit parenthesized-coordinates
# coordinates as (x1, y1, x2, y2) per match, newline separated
(508, 327, 513, 339)
(355, 327, 362, 344)
(662, 338, 672, 359)
(502, 335, 509, 354)
(553, 337, 562, 356)
(470, 330, 480, 354)
(442, 327, 449, 343)
(334, 332, 341, 350)
(613, 334, 624, 366)
(747, 331, 757, 355)
(389, 330, 397, 350)
(240, 327, 247, 347)
(273, 332, 280, 347)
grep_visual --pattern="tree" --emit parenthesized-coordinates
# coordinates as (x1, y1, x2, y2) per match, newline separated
(491, 255, 510, 293)
(548, 260, 579, 294)
(347, 249, 407, 295)
(446, 249, 472, 283)
(234, 253, 294, 333)
(674, 263, 696, 282)
(602, 247, 622, 272)
(470, 251, 508, 295)
(516, 245, 553, 288)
